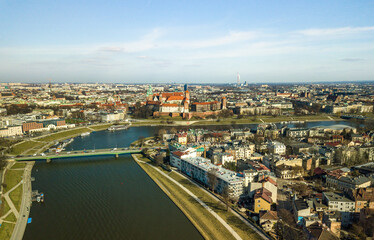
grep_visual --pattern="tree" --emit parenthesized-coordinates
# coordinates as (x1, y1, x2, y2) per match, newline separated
(223, 162, 236, 172)
(154, 154, 164, 166)
(207, 168, 218, 191)
(138, 136, 145, 147)
(222, 185, 232, 211)
(157, 129, 166, 141)
(170, 128, 177, 134)
(0, 155, 6, 170)
(219, 109, 233, 118)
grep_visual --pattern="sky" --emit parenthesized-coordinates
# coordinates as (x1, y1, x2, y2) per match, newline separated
(0, 0, 374, 84)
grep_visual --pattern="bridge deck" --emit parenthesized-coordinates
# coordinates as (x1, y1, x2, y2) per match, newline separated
(14, 148, 143, 161)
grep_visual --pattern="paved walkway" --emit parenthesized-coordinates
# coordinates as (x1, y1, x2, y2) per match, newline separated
(172, 170, 270, 240)
(133, 155, 242, 240)
(0, 163, 21, 226)
(0, 161, 34, 240)
(11, 162, 33, 240)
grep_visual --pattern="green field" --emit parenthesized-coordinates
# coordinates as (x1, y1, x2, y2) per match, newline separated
(0, 198, 10, 217)
(89, 124, 113, 131)
(9, 185, 23, 211)
(135, 155, 261, 240)
(3, 169, 23, 192)
(10, 141, 40, 155)
(10, 163, 26, 169)
(0, 222, 15, 240)
(37, 128, 91, 142)
(4, 212, 17, 223)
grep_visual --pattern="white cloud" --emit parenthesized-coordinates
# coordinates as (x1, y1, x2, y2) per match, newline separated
(97, 29, 257, 53)
(298, 26, 374, 36)
(169, 31, 257, 49)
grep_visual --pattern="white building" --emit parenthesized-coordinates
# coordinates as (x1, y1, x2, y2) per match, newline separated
(0, 125, 23, 137)
(100, 111, 125, 122)
(267, 141, 286, 155)
(322, 192, 355, 226)
(170, 148, 197, 169)
(172, 153, 244, 199)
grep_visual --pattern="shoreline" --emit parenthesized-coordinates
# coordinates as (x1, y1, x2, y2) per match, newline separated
(10, 161, 34, 240)
(128, 116, 343, 127)
(132, 154, 264, 240)
(0, 161, 34, 240)
(132, 154, 209, 240)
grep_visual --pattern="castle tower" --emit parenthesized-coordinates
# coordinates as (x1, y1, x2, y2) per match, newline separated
(221, 96, 227, 110)
(146, 85, 153, 101)
(184, 100, 189, 113)
(185, 90, 190, 103)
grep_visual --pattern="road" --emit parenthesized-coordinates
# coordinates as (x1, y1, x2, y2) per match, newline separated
(10, 162, 34, 240)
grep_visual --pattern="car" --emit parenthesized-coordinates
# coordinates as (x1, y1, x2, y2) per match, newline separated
(67, 152, 71, 154)
(113, 148, 117, 151)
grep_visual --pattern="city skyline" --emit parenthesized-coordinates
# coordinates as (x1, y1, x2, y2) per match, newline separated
(1, 0, 374, 83)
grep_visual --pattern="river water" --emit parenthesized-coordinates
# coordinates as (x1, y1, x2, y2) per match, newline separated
(23, 121, 354, 240)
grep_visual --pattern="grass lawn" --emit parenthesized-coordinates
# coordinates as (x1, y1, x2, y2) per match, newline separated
(4, 212, 17, 223)
(10, 163, 26, 169)
(167, 171, 261, 240)
(3, 170, 23, 192)
(38, 128, 91, 142)
(9, 185, 22, 211)
(10, 141, 40, 155)
(134, 155, 235, 240)
(0, 198, 10, 217)
(89, 124, 112, 131)
(0, 222, 15, 240)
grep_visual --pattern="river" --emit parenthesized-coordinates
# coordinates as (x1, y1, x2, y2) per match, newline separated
(23, 121, 355, 239)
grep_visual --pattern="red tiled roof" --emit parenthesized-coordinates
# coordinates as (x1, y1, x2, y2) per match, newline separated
(161, 103, 179, 107)
(260, 211, 278, 221)
(147, 101, 160, 105)
(167, 96, 184, 101)
(254, 188, 273, 203)
(172, 151, 185, 157)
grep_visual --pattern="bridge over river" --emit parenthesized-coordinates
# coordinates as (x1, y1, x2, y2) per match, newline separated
(14, 148, 144, 162)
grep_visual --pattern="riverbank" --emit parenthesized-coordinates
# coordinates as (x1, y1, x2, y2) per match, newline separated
(129, 114, 341, 127)
(0, 161, 34, 240)
(9, 123, 113, 156)
(133, 154, 264, 240)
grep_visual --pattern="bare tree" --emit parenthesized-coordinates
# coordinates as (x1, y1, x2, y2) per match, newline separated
(222, 185, 232, 211)
(207, 168, 218, 192)
(170, 127, 177, 134)
(155, 154, 164, 166)
(138, 136, 145, 147)
(156, 129, 166, 141)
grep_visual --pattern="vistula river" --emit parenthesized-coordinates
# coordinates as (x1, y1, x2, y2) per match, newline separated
(23, 121, 355, 240)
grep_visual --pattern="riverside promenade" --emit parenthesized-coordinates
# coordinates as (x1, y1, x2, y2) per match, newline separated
(0, 161, 34, 240)
(10, 162, 33, 240)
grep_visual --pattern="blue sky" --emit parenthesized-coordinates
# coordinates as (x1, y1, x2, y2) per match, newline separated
(1, 0, 374, 83)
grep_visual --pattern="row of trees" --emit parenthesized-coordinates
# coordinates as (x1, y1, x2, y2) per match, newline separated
(207, 168, 232, 211)
(6, 104, 36, 115)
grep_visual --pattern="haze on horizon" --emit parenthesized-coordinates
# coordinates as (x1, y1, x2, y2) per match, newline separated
(0, 0, 374, 84)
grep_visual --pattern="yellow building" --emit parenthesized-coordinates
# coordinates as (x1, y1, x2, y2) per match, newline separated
(254, 188, 273, 213)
